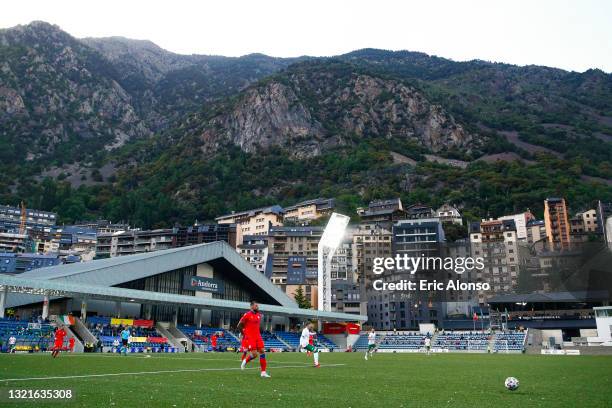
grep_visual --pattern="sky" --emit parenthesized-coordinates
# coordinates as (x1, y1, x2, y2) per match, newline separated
(1, 0, 611, 73)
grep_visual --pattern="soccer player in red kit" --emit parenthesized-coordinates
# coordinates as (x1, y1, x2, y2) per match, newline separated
(51, 326, 67, 358)
(237, 300, 269, 378)
(69, 337, 75, 352)
(210, 333, 218, 351)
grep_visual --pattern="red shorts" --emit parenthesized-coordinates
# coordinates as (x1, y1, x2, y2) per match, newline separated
(53, 341, 63, 350)
(240, 337, 249, 352)
(246, 336, 264, 351)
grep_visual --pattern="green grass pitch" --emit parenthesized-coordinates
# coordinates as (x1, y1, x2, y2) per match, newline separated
(0, 352, 611, 407)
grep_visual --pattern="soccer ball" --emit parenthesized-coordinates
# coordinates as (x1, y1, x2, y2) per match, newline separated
(504, 377, 519, 391)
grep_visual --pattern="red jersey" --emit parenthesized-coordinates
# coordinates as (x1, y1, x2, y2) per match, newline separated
(211, 334, 218, 347)
(54, 328, 66, 342)
(239, 310, 262, 340)
(309, 334, 314, 345)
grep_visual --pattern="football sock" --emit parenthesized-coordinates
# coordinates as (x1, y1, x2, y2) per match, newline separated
(259, 353, 267, 372)
(314, 352, 319, 365)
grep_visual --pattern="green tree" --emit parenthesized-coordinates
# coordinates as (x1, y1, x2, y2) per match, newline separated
(293, 286, 312, 309)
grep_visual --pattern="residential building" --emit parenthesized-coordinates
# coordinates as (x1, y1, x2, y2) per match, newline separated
(435, 203, 463, 225)
(0, 204, 57, 234)
(470, 219, 520, 303)
(499, 211, 535, 240)
(357, 198, 407, 227)
(0, 232, 28, 253)
(96, 229, 175, 258)
(173, 224, 237, 248)
(283, 198, 335, 224)
(74, 220, 130, 235)
(330, 240, 354, 282)
(237, 235, 270, 277)
(352, 223, 393, 316)
(405, 203, 436, 220)
(266, 226, 322, 288)
(393, 218, 445, 257)
(331, 281, 362, 315)
(526, 220, 546, 244)
(216, 205, 284, 245)
(543, 197, 571, 249)
(569, 216, 589, 243)
(577, 209, 598, 233)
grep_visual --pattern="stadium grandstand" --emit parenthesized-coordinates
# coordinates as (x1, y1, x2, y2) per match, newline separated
(0, 242, 364, 354)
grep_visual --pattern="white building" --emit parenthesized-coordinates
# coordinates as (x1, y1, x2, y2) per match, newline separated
(499, 211, 535, 240)
(435, 203, 463, 225)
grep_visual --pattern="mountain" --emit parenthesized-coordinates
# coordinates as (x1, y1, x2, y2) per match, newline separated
(0, 22, 611, 226)
(185, 60, 481, 158)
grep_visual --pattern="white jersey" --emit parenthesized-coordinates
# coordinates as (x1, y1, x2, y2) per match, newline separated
(300, 328, 312, 348)
(9, 336, 16, 345)
(424, 337, 431, 347)
(368, 332, 376, 345)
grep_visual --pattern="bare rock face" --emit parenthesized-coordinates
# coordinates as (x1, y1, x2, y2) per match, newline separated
(196, 65, 479, 157)
(0, 21, 151, 162)
(201, 82, 326, 157)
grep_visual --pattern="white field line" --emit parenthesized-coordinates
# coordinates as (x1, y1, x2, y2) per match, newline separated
(39, 354, 314, 365)
(1, 353, 312, 364)
(0, 364, 346, 382)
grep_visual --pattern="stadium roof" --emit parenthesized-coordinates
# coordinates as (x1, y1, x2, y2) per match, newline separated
(8, 242, 293, 308)
(1, 241, 366, 322)
(0, 274, 364, 321)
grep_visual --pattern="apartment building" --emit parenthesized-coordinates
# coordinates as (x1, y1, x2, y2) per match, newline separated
(577, 209, 598, 233)
(435, 203, 463, 225)
(216, 205, 284, 245)
(526, 219, 546, 244)
(544, 197, 571, 249)
(266, 226, 322, 287)
(283, 198, 335, 224)
(237, 235, 270, 276)
(499, 211, 535, 239)
(470, 219, 520, 302)
(0, 204, 57, 234)
(96, 229, 175, 258)
(393, 218, 445, 257)
(357, 198, 407, 227)
(173, 224, 237, 248)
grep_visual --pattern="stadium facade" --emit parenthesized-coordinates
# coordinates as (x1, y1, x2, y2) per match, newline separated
(0, 241, 365, 330)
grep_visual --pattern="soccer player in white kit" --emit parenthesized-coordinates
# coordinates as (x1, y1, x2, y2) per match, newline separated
(365, 328, 376, 360)
(424, 336, 431, 356)
(300, 322, 320, 368)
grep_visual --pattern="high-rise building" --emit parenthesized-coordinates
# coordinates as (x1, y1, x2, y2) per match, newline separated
(470, 219, 520, 303)
(543, 197, 571, 249)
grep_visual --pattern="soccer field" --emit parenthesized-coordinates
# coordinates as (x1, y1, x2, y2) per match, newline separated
(0, 352, 611, 407)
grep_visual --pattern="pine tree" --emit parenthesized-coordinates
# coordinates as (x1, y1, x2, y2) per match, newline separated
(293, 286, 312, 309)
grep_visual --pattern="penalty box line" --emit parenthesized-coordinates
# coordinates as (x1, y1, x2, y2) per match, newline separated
(0, 364, 346, 382)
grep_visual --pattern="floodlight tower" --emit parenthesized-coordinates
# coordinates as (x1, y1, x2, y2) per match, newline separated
(318, 213, 350, 312)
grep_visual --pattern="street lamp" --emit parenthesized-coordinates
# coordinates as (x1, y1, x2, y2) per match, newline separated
(318, 213, 350, 312)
